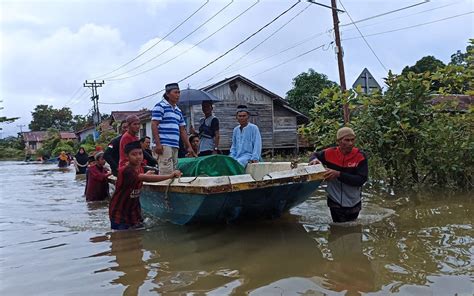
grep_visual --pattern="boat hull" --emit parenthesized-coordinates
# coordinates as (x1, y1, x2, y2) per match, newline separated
(140, 179, 322, 225)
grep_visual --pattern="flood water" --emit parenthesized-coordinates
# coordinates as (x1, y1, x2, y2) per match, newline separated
(0, 161, 472, 295)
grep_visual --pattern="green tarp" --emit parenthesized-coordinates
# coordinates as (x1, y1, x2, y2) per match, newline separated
(177, 155, 245, 177)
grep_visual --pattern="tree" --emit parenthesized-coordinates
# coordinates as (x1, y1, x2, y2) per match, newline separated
(286, 69, 337, 115)
(401, 55, 446, 75)
(29, 105, 73, 131)
(449, 40, 473, 66)
(72, 114, 93, 131)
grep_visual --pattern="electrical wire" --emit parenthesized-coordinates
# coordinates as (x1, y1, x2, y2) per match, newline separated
(200, 2, 311, 86)
(174, 0, 301, 86)
(338, 0, 388, 72)
(100, 0, 301, 105)
(251, 43, 329, 77)
(197, 31, 329, 88)
(107, 0, 260, 82)
(91, 0, 209, 79)
(62, 85, 84, 108)
(341, 1, 462, 32)
(99, 8, 472, 106)
(342, 11, 474, 41)
(103, 0, 234, 80)
(339, 0, 430, 27)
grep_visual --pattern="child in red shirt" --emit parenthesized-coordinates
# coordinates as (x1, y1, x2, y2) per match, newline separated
(109, 140, 181, 230)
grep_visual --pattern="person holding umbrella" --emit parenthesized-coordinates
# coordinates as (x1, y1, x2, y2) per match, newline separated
(152, 83, 196, 175)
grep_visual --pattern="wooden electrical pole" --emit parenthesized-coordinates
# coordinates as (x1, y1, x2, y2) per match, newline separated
(83, 80, 105, 127)
(307, 0, 349, 123)
(330, 0, 349, 123)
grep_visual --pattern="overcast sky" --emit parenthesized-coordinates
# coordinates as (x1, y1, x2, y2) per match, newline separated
(1, 0, 473, 136)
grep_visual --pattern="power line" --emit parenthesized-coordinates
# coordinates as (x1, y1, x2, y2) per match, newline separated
(174, 1, 301, 86)
(92, 0, 209, 79)
(338, 0, 388, 72)
(68, 89, 90, 107)
(252, 43, 329, 77)
(339, 0, 430, 27)
(341, 1, 462, 31)
(104, 0, 234, 80)
(342, 11, 474, 41)
(99, 9, 472, 107)
(108, 0, 260, 82)
(196, 30, 330, 88)
(201, 2, 312, 86)
(100, 0, 301, 105)
(62, 85, 84, 108)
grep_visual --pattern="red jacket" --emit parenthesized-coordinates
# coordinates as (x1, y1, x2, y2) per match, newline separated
(85, 165, 110, 201)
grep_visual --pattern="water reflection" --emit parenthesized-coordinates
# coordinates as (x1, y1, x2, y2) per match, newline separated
(110, 231, 148, 296)
(1, 161, 473, 296)
(140, 219, 326, 294)
(90, 231, 148, 296)
(324, 224, 376, 295)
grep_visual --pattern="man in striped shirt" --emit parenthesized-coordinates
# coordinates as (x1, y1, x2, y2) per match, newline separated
(151, 83, 197, 175)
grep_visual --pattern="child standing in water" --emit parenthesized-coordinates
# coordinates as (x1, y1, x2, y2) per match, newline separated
(109, 140, 181, 230)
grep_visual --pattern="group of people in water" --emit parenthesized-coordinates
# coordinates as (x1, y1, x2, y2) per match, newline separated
(73, 82, 264, 230)
(71, 82, 367, 230)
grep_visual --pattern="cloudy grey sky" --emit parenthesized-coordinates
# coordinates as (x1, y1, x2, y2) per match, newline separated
(1, 0, 473, 136)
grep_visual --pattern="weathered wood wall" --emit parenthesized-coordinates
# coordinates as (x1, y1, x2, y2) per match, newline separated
(273, 104, 297, 148)
(182, 78, 301, 151)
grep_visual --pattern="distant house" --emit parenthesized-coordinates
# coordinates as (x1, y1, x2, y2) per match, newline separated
(430, 94, 473, 112)
(75, 126, 96, 142)
(22, 131, 77, 153)
(108, 110, 151, 139)
(186, 75, 309, 152)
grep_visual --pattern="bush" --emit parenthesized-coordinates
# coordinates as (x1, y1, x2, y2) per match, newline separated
(0, 147, 23, 160)
(301, 69, 473, 191)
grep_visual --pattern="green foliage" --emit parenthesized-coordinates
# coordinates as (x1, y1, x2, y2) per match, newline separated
(52, 141, 74, 156)
(449, 40, 473, 66)
(29, 105, 73, 131)
(36, 129, 61, 157)
(0, 136, 24, 160)
(286, 69, 337, 115)
(299, 86, 357, 149)
(401, 55, 445, 75)
(95, 129, 118, 150)
(72, 114, 93, 132)
(300, 41, 473, 191)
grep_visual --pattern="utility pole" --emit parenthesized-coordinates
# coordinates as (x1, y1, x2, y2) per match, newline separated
(307, 0, 349, 123)
(330, 0, 349, 123)
(17, 124, 26, 134)
(83, 80, 105, 127)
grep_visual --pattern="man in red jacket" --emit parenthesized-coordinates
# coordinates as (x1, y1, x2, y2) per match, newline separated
(85, 151, 112, 201)
(309, 127, 368, 223)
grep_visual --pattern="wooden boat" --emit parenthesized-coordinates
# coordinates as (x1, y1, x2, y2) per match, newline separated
(138, 162, 326, 225)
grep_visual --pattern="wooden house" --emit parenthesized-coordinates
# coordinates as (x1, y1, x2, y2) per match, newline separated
(22, 131, 77, 153)
(183, 75, 309, 152)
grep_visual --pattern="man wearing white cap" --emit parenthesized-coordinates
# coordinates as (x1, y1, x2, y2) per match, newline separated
(309, 127, 368, 223)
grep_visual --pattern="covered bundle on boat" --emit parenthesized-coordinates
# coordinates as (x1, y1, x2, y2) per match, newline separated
(177, 155, 245, 177)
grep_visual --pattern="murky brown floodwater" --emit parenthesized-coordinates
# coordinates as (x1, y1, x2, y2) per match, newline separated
(0, 161, 472, 295)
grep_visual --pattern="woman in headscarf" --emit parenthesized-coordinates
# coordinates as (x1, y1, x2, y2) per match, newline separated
(74, 147, 89, 174)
